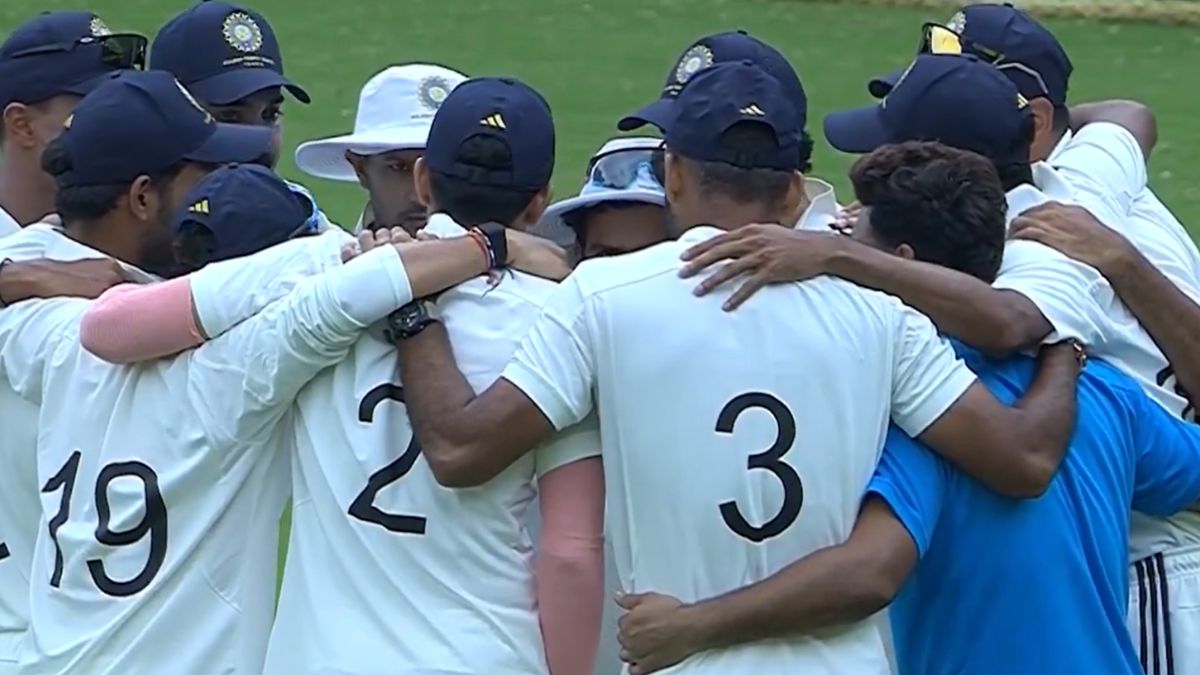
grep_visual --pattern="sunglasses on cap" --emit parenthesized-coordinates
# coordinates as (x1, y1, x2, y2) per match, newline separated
(585, 145, 666, 191)
(9, 33, 148, 70)
(919, 23, 1051, 98)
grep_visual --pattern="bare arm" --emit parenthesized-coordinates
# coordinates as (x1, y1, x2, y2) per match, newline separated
(615, 498, 914, 675)
(537, 457, 606, 675)
(0, 258, 126, 305)
(395, 321, 559, 487)
(1069, 100, 1157, 158)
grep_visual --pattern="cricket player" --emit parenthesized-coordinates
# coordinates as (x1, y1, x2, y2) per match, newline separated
(390, 62, 1083, 674)
(614, 142, 1200, 675)
(0, 65, 261, 674)
(534, 136, 670, 260)
(295, 63, 468, 233)
(80, 76, 605, 675)
(869, 9, 1200, 667)
(0, 11, 145, 233)
(619, 31, 840, 233)
(151, 0, 330, 231)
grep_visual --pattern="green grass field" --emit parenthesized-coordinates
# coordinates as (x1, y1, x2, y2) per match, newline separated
(5, 0, 1200, 228)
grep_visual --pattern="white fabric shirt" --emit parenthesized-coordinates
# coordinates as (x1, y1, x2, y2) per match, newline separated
(501, 225, 977, 675)
(0, 207, 18, 238)
(1043, 124, 1200, 558)
(0, 232, 410, 675)
(263, 214, 600, 675)
(793, 177, 840, 232)
(0, 225, 152, 671)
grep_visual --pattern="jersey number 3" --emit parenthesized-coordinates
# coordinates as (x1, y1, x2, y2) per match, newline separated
(348, 384, 428, 535)
(717, 392, 803, 543)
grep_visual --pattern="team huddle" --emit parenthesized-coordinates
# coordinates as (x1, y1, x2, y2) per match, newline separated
(0, 1, 1198, 674)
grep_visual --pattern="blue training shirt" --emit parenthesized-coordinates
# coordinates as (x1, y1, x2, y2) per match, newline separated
(869, 346, 1200, 675)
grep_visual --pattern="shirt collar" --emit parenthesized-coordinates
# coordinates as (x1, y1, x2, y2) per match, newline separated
(1005, 163, 1076, 227)
(796, 177, 840, 231)
(424, 213, 469, 238)
(1045, 129, 1074, 164)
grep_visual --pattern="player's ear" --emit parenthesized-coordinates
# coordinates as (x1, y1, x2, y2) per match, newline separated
(664, 150, 685, 206)
(519, 184, 551, 226)
(1028, 97, 1055, 148)
(345, 151, 370, 188)
(2, 102, 38, 150)
(126, 175, 157, 221)
(895, 242, 916, 261)
(781, 170, 806, 223)
(413, 157, 434, 208)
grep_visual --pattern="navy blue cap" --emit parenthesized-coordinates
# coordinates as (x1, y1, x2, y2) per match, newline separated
(869, 4, 1072, 106)
(826, 54, 1033, 165)
(618, 30, 808, 133)
(424, 77, 554, 191)
(0, 11, 146, 109)
(57, 70, 274, 187)
(662, 61, 802, 172)
(151, 1, 309, 106)
(174, 163, 311, 263)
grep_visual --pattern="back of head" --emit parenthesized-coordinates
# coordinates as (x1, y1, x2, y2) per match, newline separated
(850, 141, 1006, 282)
(421, 76, 554, 228)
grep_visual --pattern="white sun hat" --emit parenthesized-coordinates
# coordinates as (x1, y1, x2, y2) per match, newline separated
(294, 63, 467, 182)
(533, 136, 667, 246)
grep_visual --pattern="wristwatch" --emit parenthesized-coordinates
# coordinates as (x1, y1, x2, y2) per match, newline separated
(387, 300, 438, 341)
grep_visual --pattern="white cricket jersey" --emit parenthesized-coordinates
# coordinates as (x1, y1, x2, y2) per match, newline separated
(0, 233, 409, 675)
(1045, 123, 1200, 559)
(793, 177, 840, 232)
(0, 207, 18, 238)
(501, 225, 978, 675)
(0, 225, 152, 673)
(263, 214, 600, 675)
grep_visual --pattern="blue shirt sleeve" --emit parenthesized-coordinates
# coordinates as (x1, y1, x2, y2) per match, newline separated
(1130, 386, 1200, 516)
(866, 425, 949, 558)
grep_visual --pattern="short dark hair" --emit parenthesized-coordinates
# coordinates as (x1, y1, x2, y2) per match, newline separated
(686, 122, 799, 210)
(428, 135, 541, 227)
(992, 113, 1038, 191)
(850, 141, 1007, 283)
(40, 138, 190, 222)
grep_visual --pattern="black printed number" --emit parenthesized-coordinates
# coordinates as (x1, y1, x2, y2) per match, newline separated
(347, 384, 427, 535)
(1157, 366, 1195, 421)
(42, 452, 169, 596)
(716, 393, 803, 543)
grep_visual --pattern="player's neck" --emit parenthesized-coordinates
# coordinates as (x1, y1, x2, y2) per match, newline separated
(683, 200, 791, 232)
(62, 217, 144, 267)
(0, 157, 55, 225)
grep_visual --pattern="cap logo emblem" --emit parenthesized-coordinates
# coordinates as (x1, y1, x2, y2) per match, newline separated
(946, 11, 967, 33)
(89, 16, 112, 37)
(739, 104, 766, 116)
(174, 80, 215, 124)
(1017, 93, 1029, 109)
(222, 12, 264, 54)
(189, 199, 211, 215)
(480, 113, 507, 129)
(674, 44, 714, 85)
(417, 76, 452, 111)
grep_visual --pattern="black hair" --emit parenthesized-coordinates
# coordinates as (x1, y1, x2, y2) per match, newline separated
(990, 113, 1038, 191)
(428, 135, 541, 227)
(850, 141, 1007, 283)
(688, 122, 799, 210)
(40, 137, 189, 222)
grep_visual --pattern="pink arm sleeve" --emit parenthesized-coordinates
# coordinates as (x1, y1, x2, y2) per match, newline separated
(536, 456, 606, 675)
(80, 279, 204, 364)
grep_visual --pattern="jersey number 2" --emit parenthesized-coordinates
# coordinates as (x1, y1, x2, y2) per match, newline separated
(348, 384, 428, 535)
(43, 451, 168, 597)
(716, 392, 803, 543)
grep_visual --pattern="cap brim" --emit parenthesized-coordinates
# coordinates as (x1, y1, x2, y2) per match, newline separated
(62, 69, 121, 98)
(617, 97, 676, 133)
(188, 68, 311, 106)
(185, 122, 275, 164)
(294, 126, 430, 182)
(868, 68, 905, 99)
(823, 104, 893, 154)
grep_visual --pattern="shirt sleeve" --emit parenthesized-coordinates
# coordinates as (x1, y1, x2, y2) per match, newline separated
(190, 228, 351, 339)
(889, 301, 978, 437)
(992, 240, 1112, 345)
(0, 298, 87, 405)
(1129, 384, 1200, 516)
(533, 411, 602, 478)
(865, 426, 949, 558)
(186, 244, 412, 444)
(501, 273, 597, 431)
(1051, 122, 1147, 220)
